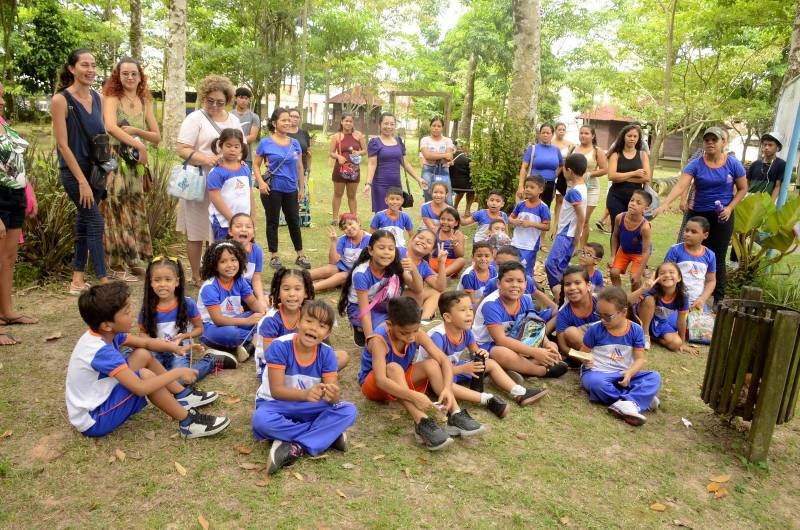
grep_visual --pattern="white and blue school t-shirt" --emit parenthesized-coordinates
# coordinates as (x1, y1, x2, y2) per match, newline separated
(336, 232, 370, 272)
(483, 273, 537, 298)
(664, 243, 716, 304)
(472, 290, 536, 348)
(471, 209, 509, 243)
(65, 331, 132, 432)
(510, 199, 551, 250)
(398, 247, 437, 283)
(207, 163, 252, 229)
(138, 297, 202, 348)
(682, 155, 746, 212)
(197, 276, 254, 323)
(421, 201, 444, 228)
(644, 289, 689, 329)
(418, 324, 476, 366)
(556, 297, 600, 333)
(582, 320, 646, 373)
(254, 305, 299, 378)
(255, 137, 302, 193)
(589, 269, 604, 292)
(346, 262, 401, 313)
(358, 324, 417, 385)
(256, 334, 339, 400)
(244, 242, 264, 282)
(555, 184, 587, 238)
(459, 264, 496, 301)
(370, 210, 414, 248)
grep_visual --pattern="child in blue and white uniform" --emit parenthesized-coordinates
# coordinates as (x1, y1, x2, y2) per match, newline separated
(401, 229, 447, 321)
(545, 154, 587, 289)
(421, 181, 449, 230)
(578, 242, 605, 292)
(636, 261, 690, 351)
(370, 187, 414, 248)
(459, 241, 496, 308)
(460, 189, 508, 242)
(197, 240, 267, 365)
(253, 300, 357, 474)
(309, 214, 370, 292)
(578, 286, 661, 426)
(554, 266, 600, 355)
(228, 213, 266, 308)
(664, 216, 717, 310)
(481, 245, 557, 313)
(429, 207, 466, 278)
(207, 128, 255, 241)
(509, 174, 551, 276)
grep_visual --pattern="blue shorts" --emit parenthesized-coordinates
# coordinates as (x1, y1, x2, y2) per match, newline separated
(478, 341, 495, 352)
(83, 374, 148, 437)
(538, 307, 555, 322)
(336, 261, 350, 273)
(346, 302, 388, 330)
(519, 248, 538, 276)
(650, 315, 679, 338)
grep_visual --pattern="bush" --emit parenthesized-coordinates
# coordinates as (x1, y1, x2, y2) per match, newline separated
(751, 268, 800, 310)
(145, 149, 181, 253)
(470, 116, 530, 210)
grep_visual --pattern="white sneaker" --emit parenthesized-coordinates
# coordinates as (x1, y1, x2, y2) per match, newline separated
(649, 395, 660, 411)
(608, 399, 647, 426)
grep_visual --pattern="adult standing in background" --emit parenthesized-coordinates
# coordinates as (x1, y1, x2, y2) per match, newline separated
(175, 75, 242, 286)
(653, 127, 747, 305)
(288, 108, 312, 226)
(253, 107, 310, 270)
(517, 123, 563, 251)
(572, 125, 608, 249)
(231, 87, 260, 169)
(329, 112, 366, 223)
(101, 57, 160, 282)
(606, 124, 651, 245)
(419, 117, 455, 203)
(450, 141, 475, 216)
(51, 48, 109, 294)
(364, 112, 427, 213)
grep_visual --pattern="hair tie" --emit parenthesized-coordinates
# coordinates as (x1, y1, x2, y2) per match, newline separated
(152, 255, 179, 263)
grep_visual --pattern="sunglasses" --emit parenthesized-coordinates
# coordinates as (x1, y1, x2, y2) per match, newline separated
(594, 310, 621, 322)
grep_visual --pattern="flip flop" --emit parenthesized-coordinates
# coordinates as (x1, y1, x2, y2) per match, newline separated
(0, 315, 38, 325)
(0, 333, 19, 346)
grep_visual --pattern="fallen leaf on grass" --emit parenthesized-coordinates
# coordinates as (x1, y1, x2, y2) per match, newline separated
(144, 431, 156, 441)
(714, 487, 729, 499)
(309, 454, 329, 460)
(239, 462, 261, 470)
(128, 451, 143, 460)
(169, 433, 180, 439)
(198, 514, 209, 530)
(1, 430, 12, 439)
(174, 461, 187, 476)
(416, 457, 428, 465)
(650, 502, 666, 512)
(293, 471, 304, 481)
(107, 455, 116, 464)
(234, 444, 252, 455)
(341, 463, 356, 470)
(44, 331, 64, 342)
(255, 473, 270, 487)
(0, 362, 5, 370)
(706, 482, 720, 493)
(372, 454, 385, 461)
(352, 442, 366, 449)
(672, 520, 694, 528)
(515, 432, 527, 440)
(115, 448, 126, 462)
(681, 417, 693, 428)
(335, 489, 347, 499)
(709, 474, 731, 483)
(389, 413, 402, 420)
(223, 397, 241, 405)
(559, 516, 571, 525)
(403, 468, 411, 479)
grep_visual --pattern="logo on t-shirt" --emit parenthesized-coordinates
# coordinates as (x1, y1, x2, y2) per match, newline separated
(611, 348, 624, 363)
(225, 300, 236, 313)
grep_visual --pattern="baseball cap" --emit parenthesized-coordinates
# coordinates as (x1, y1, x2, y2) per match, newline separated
(702, 126, 725, 140)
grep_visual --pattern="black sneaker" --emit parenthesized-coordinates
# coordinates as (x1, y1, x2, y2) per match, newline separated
(176, 388, 218, 410)
(486, 396, 510, 419)
(565, 357, 583, 369)
(269, 256, 283, 270)
(414, 417, 453, 451)
(544, 361, 569, 378)
(330, 432, 348, 452)
(446, 409, 486, 437)
(205, 348, 238, 369)
(295, 255, 311, 269)
(179, 408, 230, 439)
(268, 440, 305, 474)
(353, 327, 366, 347)
(515, 387, 548, 406)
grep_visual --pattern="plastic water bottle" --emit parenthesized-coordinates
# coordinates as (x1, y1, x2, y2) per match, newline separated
(714, 200, 725, 222)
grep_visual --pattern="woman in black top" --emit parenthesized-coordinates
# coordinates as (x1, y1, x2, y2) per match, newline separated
(288, 108, 312, 226)
(606, 124, 651, 245)
(449, 142, 475, 216)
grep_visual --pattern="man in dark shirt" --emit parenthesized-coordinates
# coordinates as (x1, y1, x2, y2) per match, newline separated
(747, 131, 786, 202)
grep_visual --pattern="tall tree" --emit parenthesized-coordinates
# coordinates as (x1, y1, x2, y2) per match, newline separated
(508, 0, 541, 124)
(649, 0, 678, 162)
(782, 0, 800, 92)
(296, 0, 310, 125)
(0, 0, 16, 82)
(162, 0, 187, 150)
(457, 52, 476, 144)
(129, 0, 142, 62)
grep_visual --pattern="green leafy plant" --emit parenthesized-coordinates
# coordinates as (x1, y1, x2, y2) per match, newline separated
(145, 149, 180, 253)
(470, 116, 530, 209)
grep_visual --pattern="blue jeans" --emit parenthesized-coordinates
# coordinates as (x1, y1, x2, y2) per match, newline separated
(421, 164, 453, 204)
(153, 351, 216, 382)
(61, 170, 107, 278)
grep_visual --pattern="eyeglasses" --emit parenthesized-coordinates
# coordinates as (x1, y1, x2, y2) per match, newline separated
(206, 98, 226, 107)
(120, 72, 140, 79)
(152, 255, 179, 263)
(579, 250, 597, 258)
(594, 310, 621, 322)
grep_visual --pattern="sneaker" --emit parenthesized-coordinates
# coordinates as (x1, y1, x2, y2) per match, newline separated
(414, 417, 453, 451)
(506, 370, 525, 385)
(295, 255, 311, 269)
(649, 395, 661, 412)
(565, 357, 583, 369)
(515, 387, 548, 406)
(179, 408, 231, 439)
(267, 440, 304, 474)
(353, 327, 366, 348)
(176, 388, 219, 410)
(269, 256, 283, 270)
(644, 335, 651, 350)
(607, 399, 647, 426)
(446, 409, 486, 437)
(330, 432, 348, 452)
(205, 348, 239, 369)
(486, 396, 510, 418)
(236, 341, 255, 363)
(544, 361, 569, 378)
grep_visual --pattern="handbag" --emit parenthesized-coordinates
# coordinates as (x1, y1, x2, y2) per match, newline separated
(167, 151, 205, 201)
(337, 136, 359, 182)
(63, 90, 116, 191)
(402, 168, 414, 208)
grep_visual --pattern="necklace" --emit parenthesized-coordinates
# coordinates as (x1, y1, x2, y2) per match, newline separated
(122, 93, 138, 111)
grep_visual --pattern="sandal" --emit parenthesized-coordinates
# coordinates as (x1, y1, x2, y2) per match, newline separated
(0, 333, 19, 346)
(68, 282, 90, 295)
(109, 269, 139, 282)
(0, 314, 39, 325)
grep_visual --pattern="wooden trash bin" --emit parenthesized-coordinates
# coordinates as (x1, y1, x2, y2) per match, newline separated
(701, 288, 800, 462)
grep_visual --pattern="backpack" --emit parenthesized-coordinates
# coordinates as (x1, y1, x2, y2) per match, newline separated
(508, 310, 547, 348)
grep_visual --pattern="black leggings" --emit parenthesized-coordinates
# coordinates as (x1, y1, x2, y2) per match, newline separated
(541, 181, 556, 209)
(606, 189, 634, 247)
(262, 190, 303, 253)
(688, 209, 734, 303)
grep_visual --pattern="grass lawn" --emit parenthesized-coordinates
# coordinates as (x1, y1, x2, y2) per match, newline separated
(1, 135, 799, 529)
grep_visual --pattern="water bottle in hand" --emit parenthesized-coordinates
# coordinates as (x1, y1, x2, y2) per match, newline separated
(714, 200, 724, 221)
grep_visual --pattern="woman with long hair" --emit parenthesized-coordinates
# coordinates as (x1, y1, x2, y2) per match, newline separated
(101, 57, 161, 281)
(606, 124, 651, 246)
(572, 125, 608, 248)
(329, 112, 366, 223)
(419, 116, 455, 204)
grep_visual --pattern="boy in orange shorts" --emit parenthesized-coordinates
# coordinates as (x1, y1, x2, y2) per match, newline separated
(358, 296, 485, 450)
(610, 189, 652, 290)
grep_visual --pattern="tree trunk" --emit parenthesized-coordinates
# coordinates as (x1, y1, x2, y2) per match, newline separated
(781, 0, 800, 93)
(742, 126, 753, 162)
(0, 0, 16, 82)
(458, 52, 477, 147)
(507, 0, 540, 125)
(651, 0, 678, 169)
(296, 0, 310, 126)
(322, 79, 330, 136)
(162, 0, 187, 151)
(129, 0, 142, 62)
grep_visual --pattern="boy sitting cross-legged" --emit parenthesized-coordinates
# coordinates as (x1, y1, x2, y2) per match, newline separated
(65, 282, 230, 439)
(359, 296, 486, 451)
(419, 291, 548, 419)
